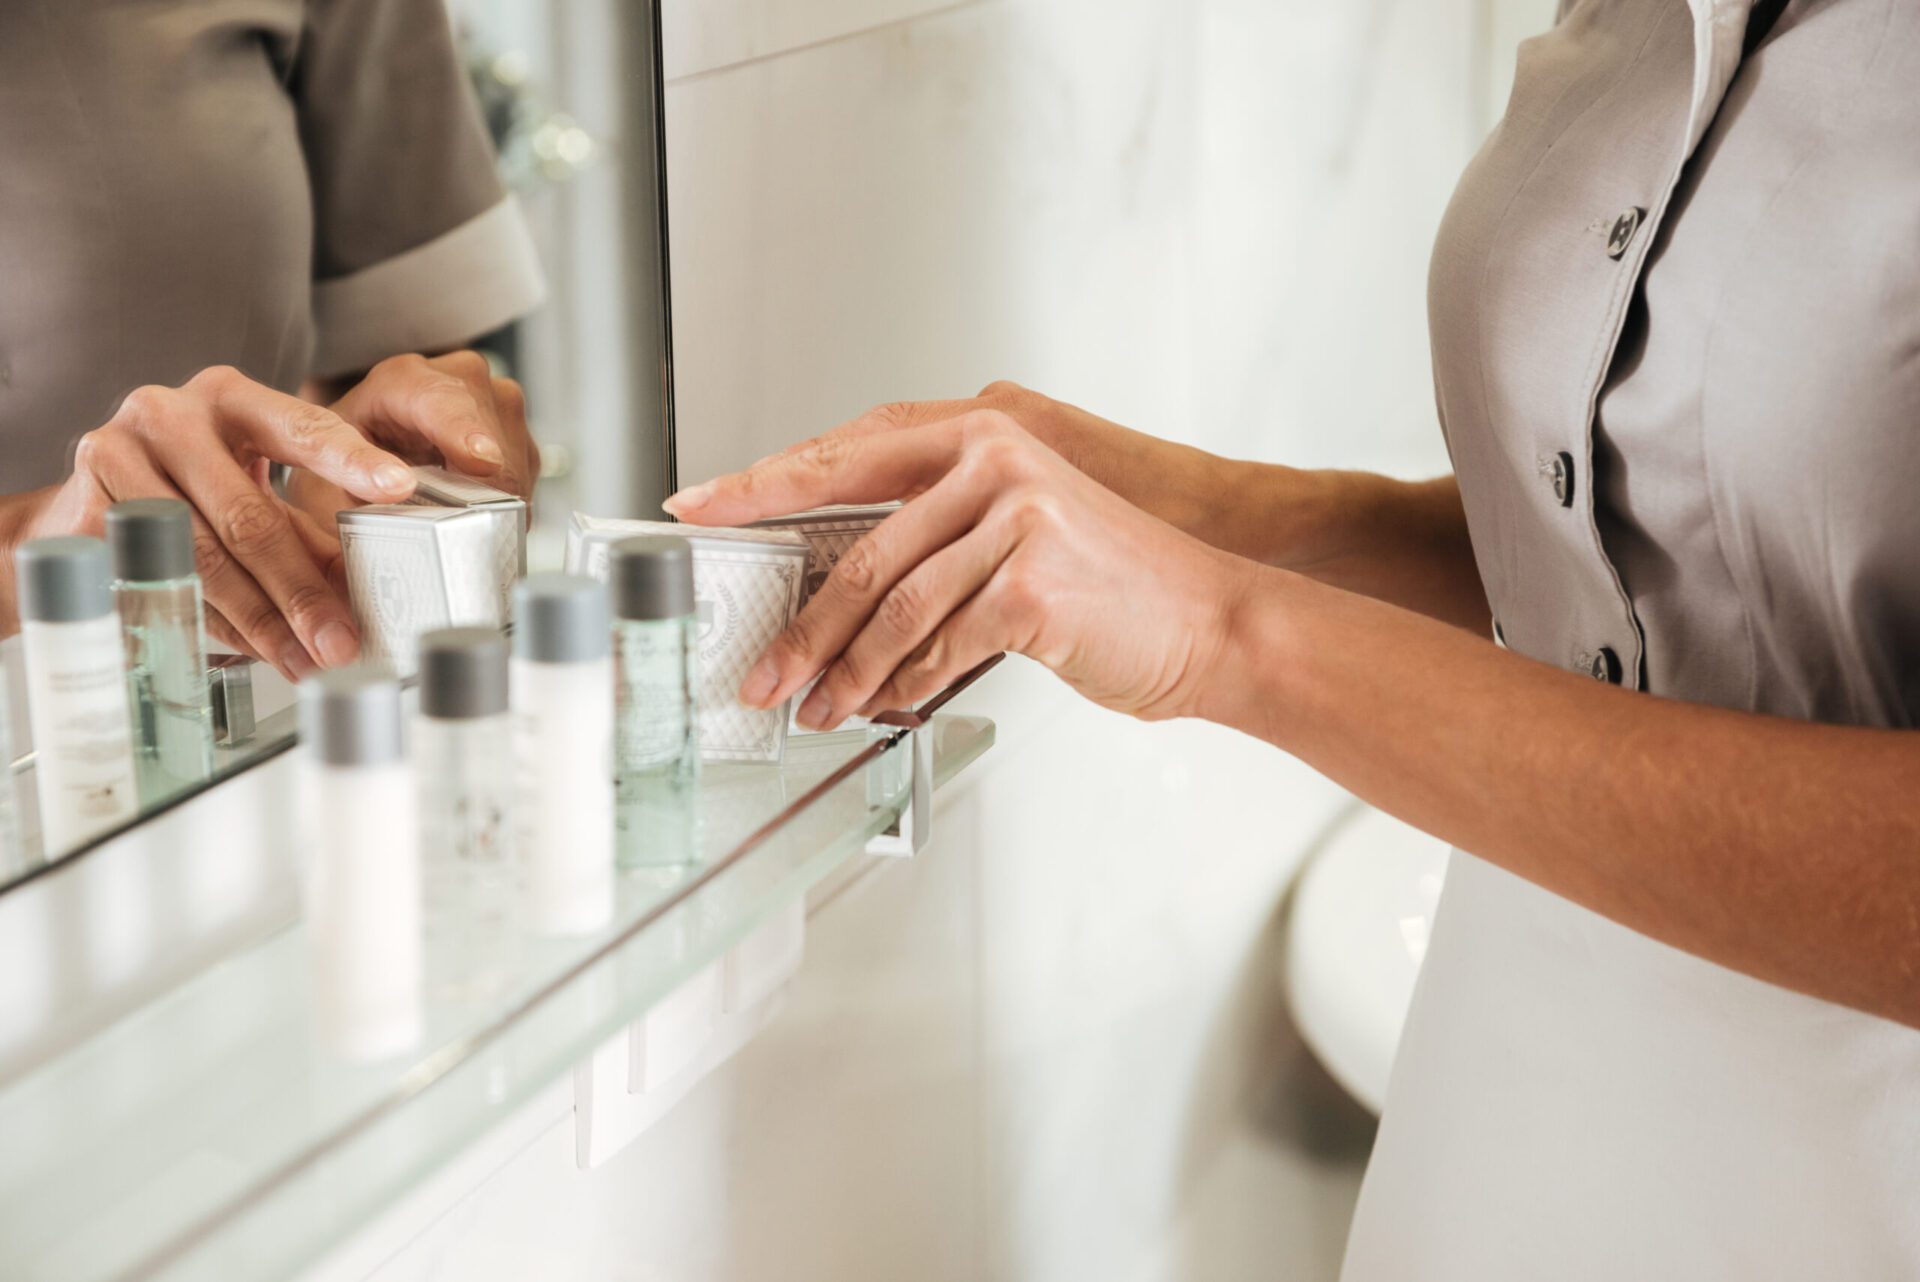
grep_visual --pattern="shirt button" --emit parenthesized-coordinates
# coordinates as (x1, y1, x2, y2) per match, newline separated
(1589, 647, 1622, 684)
(1550, 452, 1575, 506)
(1606, 207, 1644, 259)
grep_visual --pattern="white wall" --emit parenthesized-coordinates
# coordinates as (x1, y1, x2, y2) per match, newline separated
(365, 2, 1553, 1278)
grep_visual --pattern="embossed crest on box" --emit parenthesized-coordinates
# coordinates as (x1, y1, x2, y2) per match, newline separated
(338, 467, 526, 675)
(566, 514, 809, 763)
(751, 504, 901, 734)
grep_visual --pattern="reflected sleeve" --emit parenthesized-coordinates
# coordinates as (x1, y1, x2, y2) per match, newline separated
(292, 0, 546, 378)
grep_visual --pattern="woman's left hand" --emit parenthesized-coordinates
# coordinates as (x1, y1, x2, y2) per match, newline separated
(664, 409, 1259, 729)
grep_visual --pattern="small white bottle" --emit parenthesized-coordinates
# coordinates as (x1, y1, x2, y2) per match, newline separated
(611, 537, 700, 869)
(14, 537, 140, 855)
(416, 627, 518, 997)
(512, 574, 615, 935)
(300, 665, 421, 1060)
(0, 657, 21, 876)
(107, 498, 215, 792)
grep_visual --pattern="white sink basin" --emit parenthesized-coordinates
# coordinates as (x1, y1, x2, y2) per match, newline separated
(1283, 804, 1451, 1115)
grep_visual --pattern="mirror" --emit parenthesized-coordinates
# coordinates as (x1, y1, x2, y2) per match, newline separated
(0, 1, 680, 886)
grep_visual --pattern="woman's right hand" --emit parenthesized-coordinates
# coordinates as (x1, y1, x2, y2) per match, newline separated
(10, 365, 423, 678)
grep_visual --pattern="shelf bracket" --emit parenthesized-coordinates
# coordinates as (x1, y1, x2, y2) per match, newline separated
(861, 653, 1002, 858)
(864, 723, 933, 858)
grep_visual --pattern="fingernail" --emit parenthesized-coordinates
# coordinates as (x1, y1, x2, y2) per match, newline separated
(282, 648, 318, 681)
(796, 685, 832, 730)
(664, 481, 712, 515)
(739, 657, 779, 708)
(467, 434, 505, 467)
(315, 620, 359, 667)
(374, 462, 414, 495)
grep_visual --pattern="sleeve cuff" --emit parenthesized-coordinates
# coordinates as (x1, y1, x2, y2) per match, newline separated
(310, 195, 547, 378)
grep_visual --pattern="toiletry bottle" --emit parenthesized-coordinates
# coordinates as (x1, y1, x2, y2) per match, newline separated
(300, 664, 420, 1060)
(107, 498, 215, 790)
(14, 537, 140, 854)
(416, 627, 518, 997)
(512, 574, 615, 935)
(0, 657, 21, 875)
(611, 537, 700, 867)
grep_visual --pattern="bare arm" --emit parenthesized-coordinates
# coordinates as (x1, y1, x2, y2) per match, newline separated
(804, 383, 1490, 633)
(673, 409, 1920, 1032)
(1209, 569, 1920, 1029)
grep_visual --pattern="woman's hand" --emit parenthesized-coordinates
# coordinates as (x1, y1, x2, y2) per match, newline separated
(758, 381, 1240, 549)
(8, 354, 530, 678)
(665, 408, 1260, 729)
(310, 350, 539, 499)
(756, 385, 1490, 635)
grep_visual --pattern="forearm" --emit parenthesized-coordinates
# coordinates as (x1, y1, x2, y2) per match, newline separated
(1208, 568, 1920, 1029)
(1169, 458, 1488, 633)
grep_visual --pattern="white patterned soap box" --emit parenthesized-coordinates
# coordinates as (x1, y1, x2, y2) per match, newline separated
(337, 466, 525, 676)
(565, 514, 810, 764)
(338, 506, 517, 676)
(750, 505, 901, 734)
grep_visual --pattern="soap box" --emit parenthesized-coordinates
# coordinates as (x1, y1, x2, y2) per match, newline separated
(750, 504, 900, 734)
(338, 466, 527, 675)
(565, 513, 810, 764)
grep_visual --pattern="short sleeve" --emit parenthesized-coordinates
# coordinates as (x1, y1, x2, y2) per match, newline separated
(292, 0, 546, 377)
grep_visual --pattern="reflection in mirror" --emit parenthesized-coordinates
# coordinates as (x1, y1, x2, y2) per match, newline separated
(0, 1, 676, 891)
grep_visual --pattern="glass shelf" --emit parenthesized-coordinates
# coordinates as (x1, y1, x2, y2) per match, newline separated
(0, 710, 994, 1282)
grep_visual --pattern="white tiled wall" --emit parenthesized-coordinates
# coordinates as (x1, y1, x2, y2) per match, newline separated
(366, 1, 1553, 1278)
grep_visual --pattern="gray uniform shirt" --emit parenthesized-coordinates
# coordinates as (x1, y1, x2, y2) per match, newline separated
(0, 0, 545, 491)
(1345, 1, 1920, 1276)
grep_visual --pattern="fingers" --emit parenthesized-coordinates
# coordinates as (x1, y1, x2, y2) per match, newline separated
(857, 587, 1009, 719)
(203, 607, 264, 663)
(183, 368, 416, 504)
(143, 429, 359, 673)
(736, 476, 995, 711)
(83, 441, 319, 679)
(753, 398, 993, 470)
(667, 409, 1017, 525)
(329, 353, 533, 496)
(795, 524, 1015, 730)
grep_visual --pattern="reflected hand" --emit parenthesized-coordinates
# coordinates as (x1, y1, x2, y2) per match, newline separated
(665, 410, 1257, 728)
(285, 351, 539, 528)
(18, 365, 428, 678)
(323, 351, 538, 499)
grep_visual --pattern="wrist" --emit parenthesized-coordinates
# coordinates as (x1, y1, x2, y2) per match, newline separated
(1190, 559, 1320, 741)
(0, 485, 61, 631)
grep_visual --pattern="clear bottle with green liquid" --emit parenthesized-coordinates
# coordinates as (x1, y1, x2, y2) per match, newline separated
(612, 536, 700, 867)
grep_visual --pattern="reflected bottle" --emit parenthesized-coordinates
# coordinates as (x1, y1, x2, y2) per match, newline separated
(611, 537, 699, 869)
(14, 537, 140, 854)
(300, 664, 420, 1060)
(415, 627, 519, 998)
(0, 657, 21, 875)
(107, 499, 214, 793)
(513, 574, 615, 935)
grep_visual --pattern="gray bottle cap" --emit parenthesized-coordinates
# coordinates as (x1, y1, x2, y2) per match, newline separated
(300, 664, 405, 766)
(15, 536, 113, 623)
(419, 627, 509, 719)
(610, 536, 696, 621)
(513, 573, 610, 663)
(106, 498, 196, 583)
